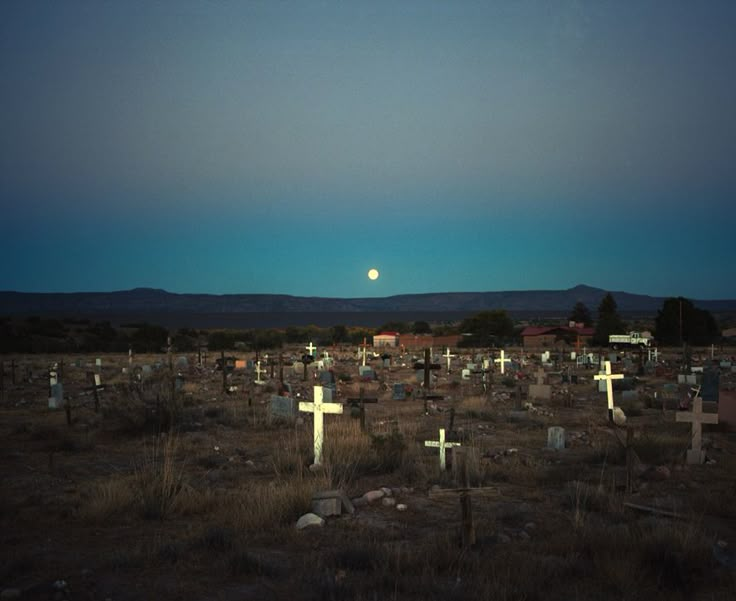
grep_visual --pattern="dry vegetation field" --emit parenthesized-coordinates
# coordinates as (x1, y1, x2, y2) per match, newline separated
(1, 347, 736, 600)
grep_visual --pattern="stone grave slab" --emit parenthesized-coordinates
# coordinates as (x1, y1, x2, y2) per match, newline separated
(392, 383, 406, 400)
(271, 395, 297, 420)
(48, 383, 64, 409)
(547, 426, 565, 450)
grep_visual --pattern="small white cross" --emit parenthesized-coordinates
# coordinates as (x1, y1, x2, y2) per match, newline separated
(676, 387, 719, 464)
(494, 350, 511, 375)
(299, 386, 344, 466)
(305, 342, 316, 356)
(255, 360, 265, 384)
(128, 348, 133, 365)
(424, 428, 461, 471)
(443, 347, 456, 373)
(360, 338, 369, 367)
(594, 361, 624, 422)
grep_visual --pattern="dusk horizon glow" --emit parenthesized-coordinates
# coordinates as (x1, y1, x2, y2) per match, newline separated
(2, 1, 735, 300)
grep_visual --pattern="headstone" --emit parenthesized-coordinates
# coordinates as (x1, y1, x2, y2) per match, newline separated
(311, 490, 355, 517)
(48, 383, 64, 409)
(299, 386, 344, 466)
(528, 368, 552, 401)
(175, 375, 184, 391)
(95, 358, 102, 372)
(392, 383, 406, 400)
(702, 368, 720, 403)
(270, 395, 297, 420)
(718, 389, 736, 432)
(141, 365, 152, 379)
(461, 369, 471, 380)
(676, 393, 719, 464)
(176, 356, 188, 369)
(547, 426, 565, 450)
(358, 366, 375, 380)
(424, 428, 461, 471)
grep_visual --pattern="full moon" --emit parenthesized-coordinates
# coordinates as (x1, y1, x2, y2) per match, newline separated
(367, 268, 379, 281)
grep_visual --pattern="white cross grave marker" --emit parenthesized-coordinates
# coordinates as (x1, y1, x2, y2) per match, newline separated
(676, 387, 719, 464)
(255, 360, 265, 385)
(443, 347, 456, 373)
(299, 385, 344, 466)
(594, 361, 624, 422)
(494, 350, 511, 375)
(424, 428, 461, 471)
(129, 348, 133, 365)
(360, 338, 369, 367)
(306, 342, 316, 357)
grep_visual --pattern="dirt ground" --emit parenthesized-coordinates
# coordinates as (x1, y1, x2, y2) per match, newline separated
(1, 347, 736, 600)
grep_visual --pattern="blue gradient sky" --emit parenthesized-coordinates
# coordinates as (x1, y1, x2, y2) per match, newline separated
(1, 1, 735, 299)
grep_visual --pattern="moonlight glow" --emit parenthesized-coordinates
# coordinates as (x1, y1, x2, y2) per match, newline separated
(368, 268, 379, 281)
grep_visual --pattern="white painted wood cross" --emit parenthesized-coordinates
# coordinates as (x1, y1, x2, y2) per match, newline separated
(424, 428, 461, 471)
(255, 360, 265, 385)
(676, 387, 718, 464)
(299, 385, 344, 466)
(443, 347, 456, 373)
(305, 342, 316, 357)
(128, 348, 133, 365)
(360, 337, 369, 367)
(594, 361, 624, 422)
(494, 350, 511, 375)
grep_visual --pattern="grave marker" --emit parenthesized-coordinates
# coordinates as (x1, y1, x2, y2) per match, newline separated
(305, 342, 316, 357)
(443, 347, 455, 373)
(594, 361, 624, 422)
(494, 350, 511, 375)
(676, 387, 718, 464)
(299, 386, 344, 466)
(255, 360, 265, 385)
(270, 395, 297, 421)
(424, 427, 461, 471)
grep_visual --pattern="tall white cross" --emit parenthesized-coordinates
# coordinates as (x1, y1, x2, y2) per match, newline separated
(711, 344, 715, 360)
(676, 386, 719, 464)
(424, 428, 461, 471)
(255, 360, 265, 384)
(494, 350, 511, 375)
(360, 338, 368, 367)
(443, 347, 456, 373)
(594, 361, 624, 422)
(305, 342, 316, 357)
(299, 386, 344, 466)
(128, 348, 133, 365)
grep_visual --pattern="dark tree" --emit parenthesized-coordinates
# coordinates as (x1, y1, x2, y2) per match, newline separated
(655, 297, 720, 346)
(568, 301, 593, 327)
(593, 293, 626, 346)
(412, 320, 432, 334)
(330, 325, 349, 344)
(377, 321, 410, 334)
(458, 310, 514, 347)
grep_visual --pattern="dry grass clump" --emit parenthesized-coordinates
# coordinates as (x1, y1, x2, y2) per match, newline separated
(134, 433, 186, 520)
(79, 475, 137, 523)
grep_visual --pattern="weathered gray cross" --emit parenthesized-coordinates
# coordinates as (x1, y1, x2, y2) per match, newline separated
(594, 361, 624, 422)
(299, 386, 344, 466)
(676, 386, 719, 464)
(424, 427, 461, 471)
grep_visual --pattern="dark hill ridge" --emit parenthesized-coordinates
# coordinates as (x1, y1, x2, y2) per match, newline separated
(0, 285, 734, 315)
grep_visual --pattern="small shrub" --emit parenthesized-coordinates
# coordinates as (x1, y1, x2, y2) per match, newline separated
(134, 434, 186, 520)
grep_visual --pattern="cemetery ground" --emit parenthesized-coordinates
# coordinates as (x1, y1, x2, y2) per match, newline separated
(2, 348, 736, 600)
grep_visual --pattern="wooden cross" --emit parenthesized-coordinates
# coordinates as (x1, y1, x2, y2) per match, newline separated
(346, 388, 378, 432)
(443, 347, 455, 373)
(594, 361, 624, 422)
(305, 341, 316, 357)
(128, 348, 133, 366)
(676, 387, 719, 464)
(534, 369, 546, 386)
(299, 385, 344, 466)
(424, 428, 461, 471)
(255, 360, 265, 385)
(494, 350, 511, 375)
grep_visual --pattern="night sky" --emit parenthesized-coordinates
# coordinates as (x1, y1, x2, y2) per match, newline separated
(2, 1, 735, 299)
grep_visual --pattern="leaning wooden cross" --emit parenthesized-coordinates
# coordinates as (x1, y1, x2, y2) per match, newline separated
(424, 427, 461, 471)
(299, 385, 344, 466)
(594, 361, 624, 422)
(676, 386, 718, 464)
(428, 447, 500, 547)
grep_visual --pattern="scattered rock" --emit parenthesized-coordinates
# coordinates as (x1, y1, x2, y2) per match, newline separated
(296, 513, 325, 530)
(362, 490, 385, 503)
(396, 504, 408, 511)
(524, 522, 536, 530)
(381, 487, 392, 497)
(612, 407, 627, 426)
(382, 497, 396, 507)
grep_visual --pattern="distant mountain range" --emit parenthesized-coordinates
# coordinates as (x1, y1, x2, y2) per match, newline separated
(1, 285, 734, 315)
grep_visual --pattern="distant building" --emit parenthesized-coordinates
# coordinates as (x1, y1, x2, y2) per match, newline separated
(373, 332, 400, 347)
(399, 334, 463, 350)
(521, 325, 594, 348)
